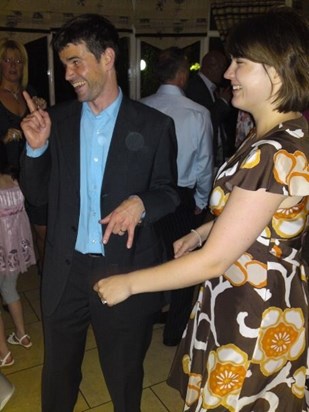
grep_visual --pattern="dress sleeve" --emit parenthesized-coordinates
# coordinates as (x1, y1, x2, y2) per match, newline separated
(224, 138, 309, 196)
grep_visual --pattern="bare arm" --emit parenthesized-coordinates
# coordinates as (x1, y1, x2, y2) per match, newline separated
(173, 219, 214, 258)
(94, 186, 285, 305)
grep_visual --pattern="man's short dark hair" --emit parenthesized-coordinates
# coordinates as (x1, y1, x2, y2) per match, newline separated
(52, 13, 120, 63)
(156, 47, 189, 84)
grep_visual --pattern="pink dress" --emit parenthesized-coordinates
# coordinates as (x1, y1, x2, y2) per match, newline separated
(0, 185, 36, 276)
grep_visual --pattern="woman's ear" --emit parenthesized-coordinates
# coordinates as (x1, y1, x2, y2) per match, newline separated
(268, 66, 281, 86)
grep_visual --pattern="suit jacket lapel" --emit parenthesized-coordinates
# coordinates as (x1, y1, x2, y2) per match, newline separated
(58, 101, 82, 195)
(103, 97, 134, 189)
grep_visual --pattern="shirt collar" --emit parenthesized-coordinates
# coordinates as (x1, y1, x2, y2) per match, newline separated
(83, 87, 123, 119)
(156, 84, 185, 97)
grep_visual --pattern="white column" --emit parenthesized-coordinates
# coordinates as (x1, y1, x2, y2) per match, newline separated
(47, 33, 55, 106)
(128, 30, 140, 100)
(200, 37, 209, 62)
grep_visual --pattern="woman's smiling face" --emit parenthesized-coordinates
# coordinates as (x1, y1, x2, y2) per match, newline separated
(224, 57, 277, 116)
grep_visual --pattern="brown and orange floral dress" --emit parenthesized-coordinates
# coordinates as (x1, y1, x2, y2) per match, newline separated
(168, 116, 309, 411)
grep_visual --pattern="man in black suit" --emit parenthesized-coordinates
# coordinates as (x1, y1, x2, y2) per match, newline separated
(20, 14, 179, 412)
(186, 50, 237, 168)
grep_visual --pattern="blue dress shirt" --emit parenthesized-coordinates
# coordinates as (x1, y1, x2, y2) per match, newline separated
(141, 85, 213, 210)
(75, 89, 122, 254)
(27, 89, 123, 256)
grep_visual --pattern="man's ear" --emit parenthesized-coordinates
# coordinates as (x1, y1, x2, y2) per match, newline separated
(177, 69, 188, 89)
(102, 47, 116, 70)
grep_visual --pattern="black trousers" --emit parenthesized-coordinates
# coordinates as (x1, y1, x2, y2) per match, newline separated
(156, 187, 198, 344)
(41, 251, 155, 412)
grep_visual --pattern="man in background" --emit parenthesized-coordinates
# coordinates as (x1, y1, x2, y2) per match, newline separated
(186, 50, 237, 168)
(141, 47, 213, 346)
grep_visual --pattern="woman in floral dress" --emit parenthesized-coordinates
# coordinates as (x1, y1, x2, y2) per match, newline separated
(94, 7, 309, 411)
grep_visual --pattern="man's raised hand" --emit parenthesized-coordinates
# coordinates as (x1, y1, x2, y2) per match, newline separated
(20, 91, 51, 149)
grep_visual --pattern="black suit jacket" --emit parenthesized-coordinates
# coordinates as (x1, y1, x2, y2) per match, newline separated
(186, 73, 235, 162)
(20, 96, 179, 315)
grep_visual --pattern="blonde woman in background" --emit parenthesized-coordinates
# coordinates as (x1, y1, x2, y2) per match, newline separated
(0, 38, 47, 274)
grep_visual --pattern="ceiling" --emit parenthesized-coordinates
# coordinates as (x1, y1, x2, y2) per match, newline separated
(0, 0, 210, 36)
(0, 0, 307, 46)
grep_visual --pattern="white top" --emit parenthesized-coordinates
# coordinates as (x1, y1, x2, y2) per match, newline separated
(141, 84, 213, 209)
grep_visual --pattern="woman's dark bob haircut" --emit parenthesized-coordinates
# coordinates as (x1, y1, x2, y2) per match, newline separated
(225, 7, 309, 113)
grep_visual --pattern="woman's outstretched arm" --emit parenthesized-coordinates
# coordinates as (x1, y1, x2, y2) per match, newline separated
(94, 186, 285, 305)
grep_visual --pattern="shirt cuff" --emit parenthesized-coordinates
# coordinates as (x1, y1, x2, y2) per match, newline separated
(26, 141, 49, 158)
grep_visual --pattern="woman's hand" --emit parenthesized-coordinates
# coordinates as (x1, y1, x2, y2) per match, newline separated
(173, 230, 201, 258)
(32, 96, 47, 110)
(3, 128, 23, 143)
(93, 274, 132, 306)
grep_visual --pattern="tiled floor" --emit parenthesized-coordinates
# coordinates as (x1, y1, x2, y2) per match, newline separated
(1, 266, 184, 412)
(2, 236, 308, 412)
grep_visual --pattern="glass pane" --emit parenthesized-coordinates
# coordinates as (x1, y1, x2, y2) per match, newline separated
(140, 40, 201, 98)
(140, 41, 160, 98)
(25, 37, 49, 104)
(117, 36, 130, 97)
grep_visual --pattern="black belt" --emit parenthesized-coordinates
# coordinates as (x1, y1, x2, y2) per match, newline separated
(86, 253, 104, 258)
